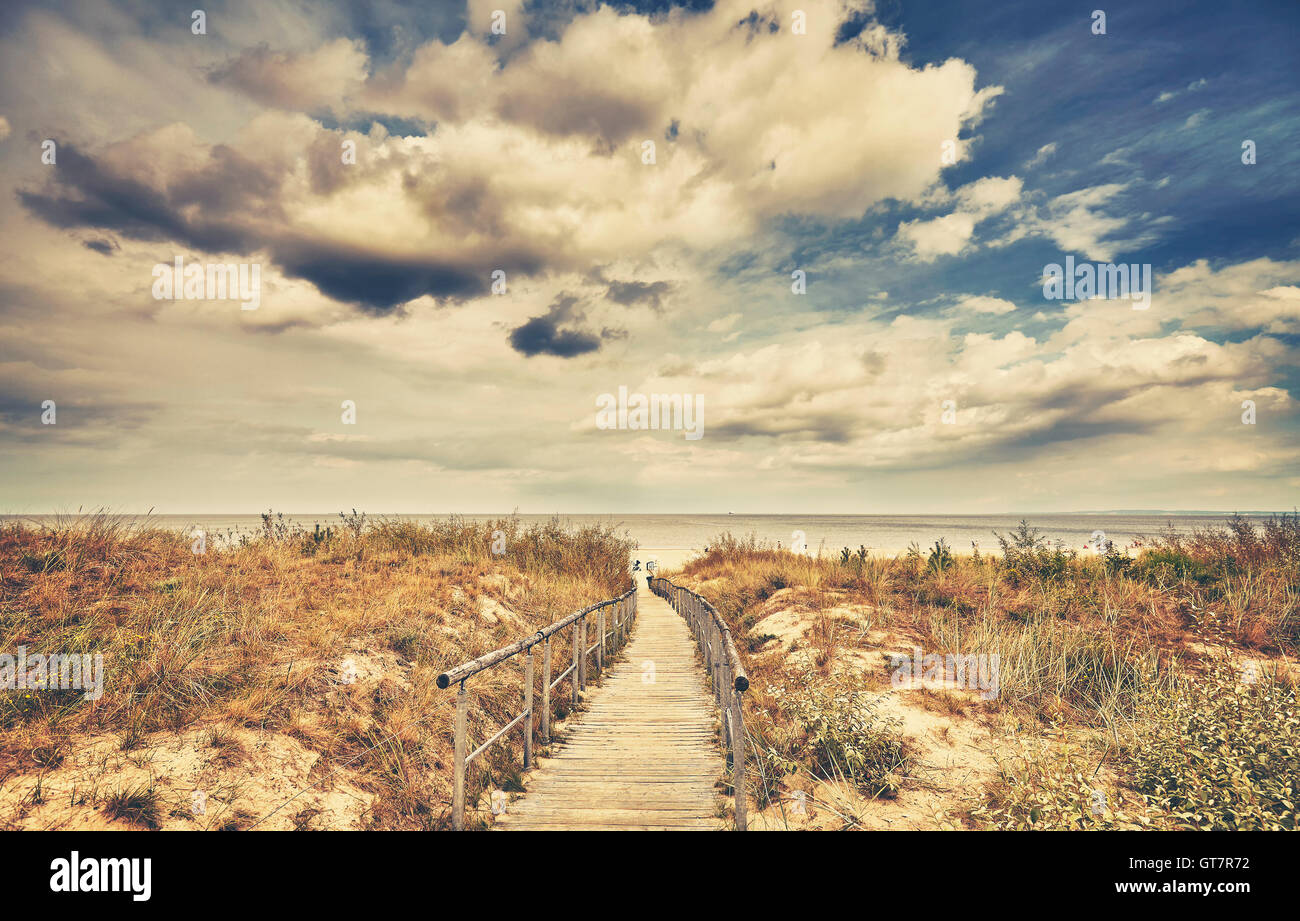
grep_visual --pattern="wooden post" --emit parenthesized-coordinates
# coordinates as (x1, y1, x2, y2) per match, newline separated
(717, 621, 728, 707)
(523, 647, 534, 770)
(720, 656, 732, 750)
(596, 608, 604, 674)
(579, 614, 587, 691)
(572, 619, 580, 705)
(732, 691, 747, 831)
(453, 679, 468, 831)
(541, 638, 552, 745)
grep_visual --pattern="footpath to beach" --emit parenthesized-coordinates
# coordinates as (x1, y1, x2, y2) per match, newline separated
(495, 581, 725, 830)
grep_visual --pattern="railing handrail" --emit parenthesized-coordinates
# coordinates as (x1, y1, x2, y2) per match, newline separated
(648, 576, 748, 691)
(648, 574, 749, 830)
(438, 582, 639, 830)
(436, 585, 635, 689)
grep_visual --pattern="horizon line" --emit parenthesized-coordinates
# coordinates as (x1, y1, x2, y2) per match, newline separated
(2, 509, 1293, 518)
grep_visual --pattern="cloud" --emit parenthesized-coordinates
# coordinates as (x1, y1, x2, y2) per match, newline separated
(669, 297, 1292, 479)
(707, 312, 743, 333)
(16, 126, 547, 314)
(1033, 183, 1149, 262)
(508, 293, 607, 358)
(1155, 77, 1208, 104)
(896, 211, 979, 260)
(1025, 142, 1056, 168)
(952, 295, 1016, 315)
(1158, 258, 1300, 334)
(18, 0, 1003, 345)
(81, 237, 118, 256)
(604, 279, 674, 312)
(208, 39, 368, 115)
(896, 175, 1023, 260)
(1, 1, 1293, 514)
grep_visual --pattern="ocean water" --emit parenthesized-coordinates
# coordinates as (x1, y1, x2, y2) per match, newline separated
(3, 512, 1281, 572)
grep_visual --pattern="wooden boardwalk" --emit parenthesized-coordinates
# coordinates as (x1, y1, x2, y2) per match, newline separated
(494, 580, 724, 830)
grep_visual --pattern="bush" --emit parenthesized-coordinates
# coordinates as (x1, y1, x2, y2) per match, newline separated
(994, 520, 1076, 584)
(1135, 548, 1215, 586)
(927, 538, 954, 574)
(766, 663, 909, 798)
(1127, 661, 1299, 830)
(975, 738, 1148, 830)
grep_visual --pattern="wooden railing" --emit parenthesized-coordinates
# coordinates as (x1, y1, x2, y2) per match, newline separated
(648, 576, 749, 831)
(436, 584, 638, 830)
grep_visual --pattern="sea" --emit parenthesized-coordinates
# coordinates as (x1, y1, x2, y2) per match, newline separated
(3, 512, 1287, 572)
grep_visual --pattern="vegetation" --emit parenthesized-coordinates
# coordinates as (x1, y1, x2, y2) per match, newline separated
(1128, 659, 1298, 830)
(0, 512, 634, 830)
(762, 663, 909, 800)
(679, 514, 1300, 829)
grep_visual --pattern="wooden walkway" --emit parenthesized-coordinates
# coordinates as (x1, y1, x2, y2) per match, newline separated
(494, 580, 724, 830)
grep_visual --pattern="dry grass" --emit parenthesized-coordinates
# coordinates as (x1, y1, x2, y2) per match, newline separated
(678, 516, 1300, 829)
(0, 512, 633, 829)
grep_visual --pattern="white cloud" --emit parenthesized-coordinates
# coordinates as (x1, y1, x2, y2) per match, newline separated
(1025, 142, 1057, 168)
(1159, 258, 1300, 334)
(210, 38, 368, 114)
(896, 211, 979, 260)
(896, 175, 1022, 261)
(707, 312, 743, 333)
(953, 295, 1017, 315)
(1035, 183, 1141, 261)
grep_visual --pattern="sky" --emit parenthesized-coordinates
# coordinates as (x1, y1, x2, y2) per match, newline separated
(0, 0, 1297, 515)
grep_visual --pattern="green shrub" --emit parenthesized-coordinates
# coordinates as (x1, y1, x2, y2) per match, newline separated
(975, 738, 1148, 830)
(767, 663, 909, 797)
(927, 538, 954, 574)
(1135, 548, 1215, 586)
(995, 520, 1076, 584)
(1127, 661, 1299, 830)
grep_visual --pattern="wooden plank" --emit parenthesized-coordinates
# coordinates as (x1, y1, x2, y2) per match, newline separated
(494, 581, 725, 832)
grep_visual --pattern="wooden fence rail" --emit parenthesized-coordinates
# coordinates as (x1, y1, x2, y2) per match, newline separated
(436, 584, 638, 830)
(648, 576, 749, 831)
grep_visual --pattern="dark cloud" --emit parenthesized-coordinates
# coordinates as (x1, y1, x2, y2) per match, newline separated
(82, 237, 118, 256)
(508, 293, 607, 357)
(274, 238, 494, 313)
(19, 145, 268, 254)
(509, 318, 601, 357)
(18, 143, 544, 313)
(0, 373, 162, 448)
(605, 279, 674, 311)
(735, 9, 779, 39)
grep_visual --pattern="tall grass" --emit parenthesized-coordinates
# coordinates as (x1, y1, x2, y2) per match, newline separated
(0, 512, 633, 829)
(681, 516, 1299, 828)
